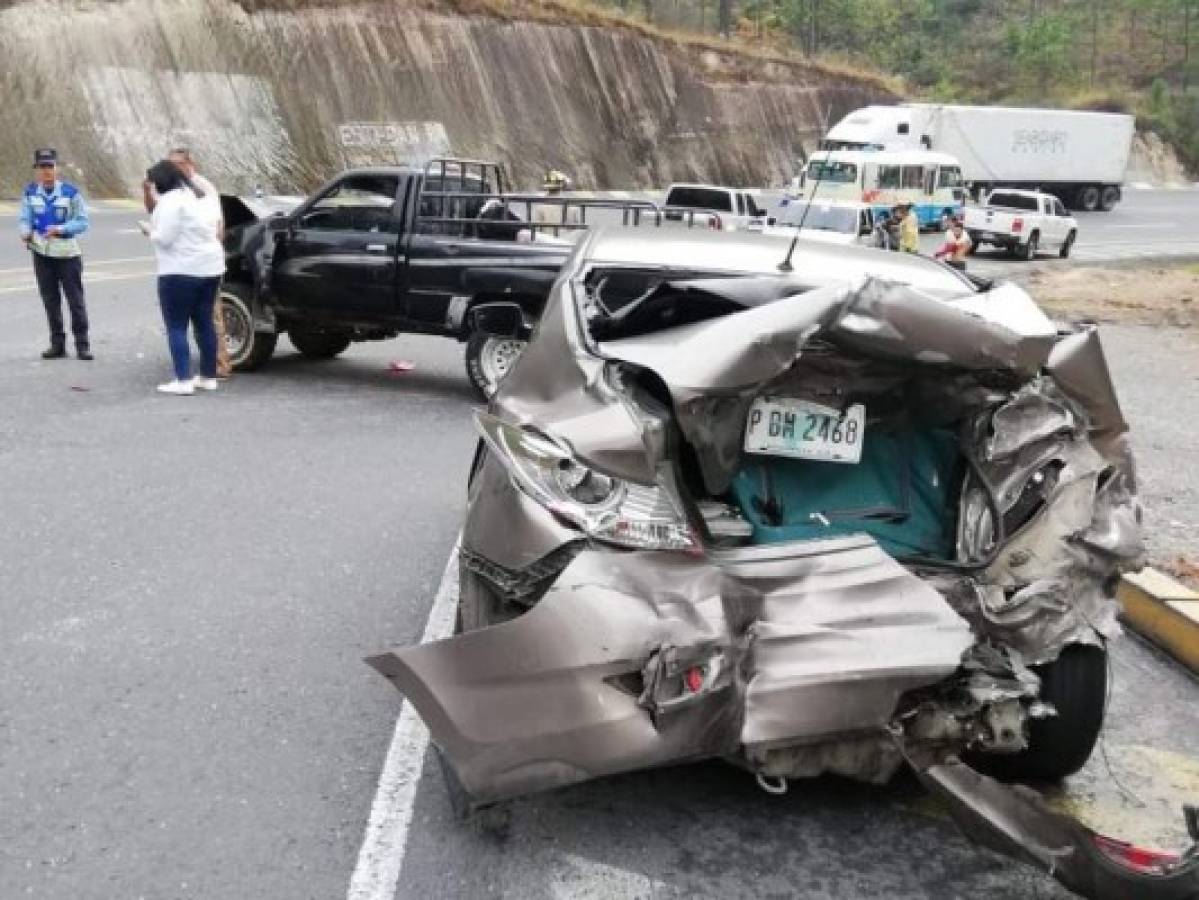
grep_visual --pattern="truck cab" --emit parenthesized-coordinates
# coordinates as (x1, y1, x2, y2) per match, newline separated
(662, 184, 768, 231)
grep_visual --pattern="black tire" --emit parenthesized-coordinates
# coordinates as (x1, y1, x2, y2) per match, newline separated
(1059, 230, 1076, 258)
(1019, 231, 1039, 261)
(974, 644, 1108, 782)
(289, 328, 351, 359)
(1078, 185, 1101, 212)
(1099, 186, 1121, 212)
(464, 330, 527, 402)
(221, 282, 277, 371)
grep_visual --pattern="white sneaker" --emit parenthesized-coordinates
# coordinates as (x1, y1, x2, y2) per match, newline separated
(157, 379, 195, 396)
(193, 377, 219, 391)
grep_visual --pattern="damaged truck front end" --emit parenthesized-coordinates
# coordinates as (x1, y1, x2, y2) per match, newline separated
(369, 233, 1198, 897)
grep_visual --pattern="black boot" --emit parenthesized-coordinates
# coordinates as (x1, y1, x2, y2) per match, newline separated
(76, 346, 94, 361)
(42, 346, 66, 359)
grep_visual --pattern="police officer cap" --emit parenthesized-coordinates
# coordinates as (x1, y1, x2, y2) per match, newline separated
(33, 148, 58, 166)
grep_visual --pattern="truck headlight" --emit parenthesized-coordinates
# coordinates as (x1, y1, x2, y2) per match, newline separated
(476, 412, 698, 552)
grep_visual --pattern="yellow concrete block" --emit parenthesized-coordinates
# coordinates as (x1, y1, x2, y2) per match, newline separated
(1123, 568, 1199, 601)
(1119, 571, 1199, 673)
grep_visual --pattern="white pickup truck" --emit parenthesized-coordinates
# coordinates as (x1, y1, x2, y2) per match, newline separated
(662, 183, 769, 231)
(963, 189, 1078, 260)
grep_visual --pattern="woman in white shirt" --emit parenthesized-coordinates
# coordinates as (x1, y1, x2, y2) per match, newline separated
(144, 160, 225, 395)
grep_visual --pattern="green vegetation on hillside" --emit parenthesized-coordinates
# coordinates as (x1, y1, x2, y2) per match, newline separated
(586, 0, 1199, 170)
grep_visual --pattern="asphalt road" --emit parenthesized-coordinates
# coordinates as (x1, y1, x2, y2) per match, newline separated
(0, 204, 1197, 900)
(754, 186, 1199, 273)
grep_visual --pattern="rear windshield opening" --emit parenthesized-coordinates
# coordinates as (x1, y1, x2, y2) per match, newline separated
(665, 188, 734, 212)
(986, 192, 1039, 211)
(583, 269, 808, 342)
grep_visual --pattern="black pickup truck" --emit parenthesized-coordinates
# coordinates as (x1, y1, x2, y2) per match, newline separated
(220, 158, 656, 397)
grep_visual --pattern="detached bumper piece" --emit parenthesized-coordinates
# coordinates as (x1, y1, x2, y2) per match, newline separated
(916, 759, 1199, 900)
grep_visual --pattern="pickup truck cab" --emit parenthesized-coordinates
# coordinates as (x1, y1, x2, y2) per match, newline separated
(220, 158, 656, 397)
(662, 184, 768, 232)
(764, 199, 877, 246)
(963, 189, 1078, 260)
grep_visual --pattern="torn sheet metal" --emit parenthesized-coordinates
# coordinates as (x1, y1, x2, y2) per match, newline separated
(916, 758, 1199, 900)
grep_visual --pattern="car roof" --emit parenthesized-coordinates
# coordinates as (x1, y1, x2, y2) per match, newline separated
(582, 228, 974, 292)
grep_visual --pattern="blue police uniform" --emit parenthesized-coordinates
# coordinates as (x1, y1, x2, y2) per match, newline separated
(18, 149, 91, 357)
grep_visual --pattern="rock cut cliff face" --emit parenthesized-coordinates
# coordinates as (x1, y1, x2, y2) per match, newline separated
(0, 0, 893, 195)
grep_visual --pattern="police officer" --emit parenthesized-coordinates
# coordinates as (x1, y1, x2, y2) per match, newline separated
(18, 148, 92, 359)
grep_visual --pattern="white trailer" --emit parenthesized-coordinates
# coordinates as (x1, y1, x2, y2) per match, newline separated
(822, 104, 1135, 212)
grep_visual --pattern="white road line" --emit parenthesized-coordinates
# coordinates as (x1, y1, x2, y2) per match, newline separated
(0, 255, 153, 276)
(348, 539, 461, 900)
(0, 269, 154, 295)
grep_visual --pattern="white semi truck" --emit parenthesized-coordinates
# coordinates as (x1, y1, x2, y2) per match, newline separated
(821, 104, 1135, 212)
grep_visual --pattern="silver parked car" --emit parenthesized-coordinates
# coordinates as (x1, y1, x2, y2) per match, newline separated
(372, 231, 1199, 898)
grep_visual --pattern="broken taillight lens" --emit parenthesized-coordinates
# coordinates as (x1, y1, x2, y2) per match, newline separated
(475, 411, 699, 552)
(1091, 834, 1180, 875)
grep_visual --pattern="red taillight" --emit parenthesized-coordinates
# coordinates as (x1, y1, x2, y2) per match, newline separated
(708, 214, 722, 231)
(1091, 835, 1180, 875)
(684, 666, 705, 693)
(1012, 217, 1024, 233)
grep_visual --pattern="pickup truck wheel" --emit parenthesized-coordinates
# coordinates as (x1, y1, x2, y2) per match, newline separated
(971, 644, 1107, 782)
(1019, 232, 1039, 261)
(1059, 230, 1076, 258)
(289, 329, 351, 359)
(465, 331, 527, 401)
(1100, 186, 1121, 211)
(1078, 185, 1101, 212)
(221, 283, 277, 371)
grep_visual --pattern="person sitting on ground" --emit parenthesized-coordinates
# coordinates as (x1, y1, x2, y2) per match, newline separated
(933, 216, 973, 271)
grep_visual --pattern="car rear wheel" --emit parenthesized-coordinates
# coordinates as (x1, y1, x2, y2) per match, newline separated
(1078, 185, 1101, 212)
(1019, 232, 1039, 261)
(289, 328, 351, 359)
(464, 331, 527, 401)
(221, 282, 277, 371)
(1060, 230, 1077, 258)
(973, 643, 1108, 782)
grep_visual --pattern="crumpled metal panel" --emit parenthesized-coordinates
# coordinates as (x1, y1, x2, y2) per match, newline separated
(724, 538, 974, 745)
(599, 277, 1058, 495)
(949, 355, 1145, 664)
(917, 759, 1199, 900)
(369, 538, 974, 804)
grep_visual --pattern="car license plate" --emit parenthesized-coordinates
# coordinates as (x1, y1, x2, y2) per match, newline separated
(744, 398, 866, 464)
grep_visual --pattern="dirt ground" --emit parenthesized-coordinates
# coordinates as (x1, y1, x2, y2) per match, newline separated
(1014, 262, 1199, 326)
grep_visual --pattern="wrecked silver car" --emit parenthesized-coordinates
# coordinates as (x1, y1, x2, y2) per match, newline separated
(371, 231, 1199, 898)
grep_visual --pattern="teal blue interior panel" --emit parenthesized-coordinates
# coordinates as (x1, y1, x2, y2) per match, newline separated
(729, 424, 960, 559)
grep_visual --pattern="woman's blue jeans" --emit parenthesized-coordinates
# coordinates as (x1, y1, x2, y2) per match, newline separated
(158, 274, 220, 381)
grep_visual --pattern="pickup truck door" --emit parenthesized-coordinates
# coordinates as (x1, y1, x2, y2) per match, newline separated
(1049, 198, 1071, 246)
(270, 173, 404, 320)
